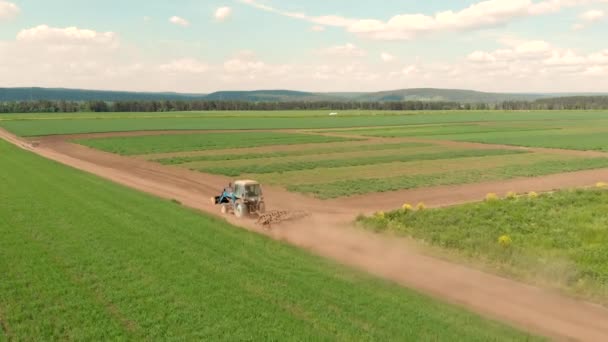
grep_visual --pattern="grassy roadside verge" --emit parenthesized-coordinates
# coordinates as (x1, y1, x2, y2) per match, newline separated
(358, 188, 608, 303)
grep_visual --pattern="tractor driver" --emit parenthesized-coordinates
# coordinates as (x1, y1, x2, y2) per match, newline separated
(224, 182, 234, 194)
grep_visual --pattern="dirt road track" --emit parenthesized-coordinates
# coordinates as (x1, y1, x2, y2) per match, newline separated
(3, 127, 608, 341)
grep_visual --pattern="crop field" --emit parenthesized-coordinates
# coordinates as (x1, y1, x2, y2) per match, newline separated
(76, 132, 355, 155)
(75, 130, 608, 198)
(0, 140, 539, 340)
(358, 187, 608, 303)
(2, 109, 608, 136)
(4, 111, 608, 200)
(4, 109, 608, 339)
(328, 120, 608, 152)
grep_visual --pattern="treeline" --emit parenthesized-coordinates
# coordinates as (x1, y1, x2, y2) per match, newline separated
(1, 96, 608, 113)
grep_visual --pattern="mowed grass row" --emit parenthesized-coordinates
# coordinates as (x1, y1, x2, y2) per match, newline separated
(154, 142, 430, 165)
(76, 132, 356, 155)
(183, 144, 447, 170)
(0, 140, 538, 341)
(290, 158, 608, 198)
(3, 110, 608, 136)
(323, 124, 558, 138)
(434, 129, 608, 152)
(253, 153, 580, 187)
(197, 149, 526, 177)
(358, 188, 608, 302)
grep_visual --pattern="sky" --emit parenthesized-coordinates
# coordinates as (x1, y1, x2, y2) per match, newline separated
(0, 0, 607, 93)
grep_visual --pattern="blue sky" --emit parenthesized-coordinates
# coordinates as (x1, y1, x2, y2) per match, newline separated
(1, 0, 607, 92)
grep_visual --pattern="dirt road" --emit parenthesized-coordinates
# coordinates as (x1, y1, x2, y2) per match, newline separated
(3, 127, 608, 341)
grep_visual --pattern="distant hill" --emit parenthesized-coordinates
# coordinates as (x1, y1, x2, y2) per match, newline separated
(0, 87, 208, 102)
(2, 87, 606, 103)
(204, 90, 335, 102)
(352, 88, 548, 103)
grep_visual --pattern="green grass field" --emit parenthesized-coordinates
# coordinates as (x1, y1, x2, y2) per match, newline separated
(76, 132, 354, 155)
(197, 149, 526, 177)
(358, 189, 608, 302)
(2, 110, 608, 136)
(433, 130, 608, 152)
(153, 141, 429, 165)
(0, 140, 538, 340)
(290, 158, 608, 198)
(4, 110, 608, 199)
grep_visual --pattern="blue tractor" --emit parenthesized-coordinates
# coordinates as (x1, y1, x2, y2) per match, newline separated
(212, 180, 266, 218)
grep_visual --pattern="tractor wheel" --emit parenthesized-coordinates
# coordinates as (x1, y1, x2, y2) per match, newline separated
(258, 201, 266, 214)
(220, 204, 229, 214)
(235, 203, 248, 218)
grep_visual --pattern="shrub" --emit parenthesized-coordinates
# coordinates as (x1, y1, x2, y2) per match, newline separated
(375, 211, 385, 219)
(416, 202, 426, 211)
(505, 191, 517, 200)
(485, 193, 499, 202)
(596, 182, 608, 189)
(402, 203, 413, 211)
(498, 235, 512, 248)
(528, 191, 539, 199)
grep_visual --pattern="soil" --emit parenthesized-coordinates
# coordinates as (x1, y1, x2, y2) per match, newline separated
(3, 127, 608, 341)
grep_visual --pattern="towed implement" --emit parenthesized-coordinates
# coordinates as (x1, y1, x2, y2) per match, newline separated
(212, 180, 309, 228)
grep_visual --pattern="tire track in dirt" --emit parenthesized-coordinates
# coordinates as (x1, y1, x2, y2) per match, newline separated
(4, 128, 608, 341)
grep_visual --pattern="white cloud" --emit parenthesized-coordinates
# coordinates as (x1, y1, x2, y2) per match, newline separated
(468, 51, 497, 63)
(465, 37, 608, 81)
(381, 52, 396, 62)
(242, 0, 608, 40)
(223, 51, 266, 74)
(160, 58, 208, 74)
(319, 43, 367, 57)
(572, 9, 606, 29)
(0, 1, 19, 21)
(580, 9, 605, 21)
(2, 22, 608, 94)
(572, 23, 585, 30)
(401, 65, 418, 75)
(311, 25, 326, 32)
(16, 25, 119, 48)
(169, 16, 190, 27)
(215, 7, 232, 21)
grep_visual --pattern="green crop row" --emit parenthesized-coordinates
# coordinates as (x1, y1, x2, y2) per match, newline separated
(199, 149, 527, 176)
(0, 140, 536, 340)
(437, 130, 608, 152)
(154, 142, 430, 165)
(358, 188, 608, 303)
(76, 132, 356, 155)
(290, 158, 608, 198)
(327, 124, 558, 138)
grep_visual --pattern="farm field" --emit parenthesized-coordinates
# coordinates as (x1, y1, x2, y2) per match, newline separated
(358, 188, 608, 303)
(327, 121, 608, 151)
(0, 140, 539, 341)
(4, 109, 608, 340)
(74, 130, 608, 198)
(4, 110, 605, 199)
(2, 110, 608, 136)
(75, 131, 355, 155)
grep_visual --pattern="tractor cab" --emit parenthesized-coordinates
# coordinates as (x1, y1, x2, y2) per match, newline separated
(234, 180, 263, 200)
(212, 180, 266, 218)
